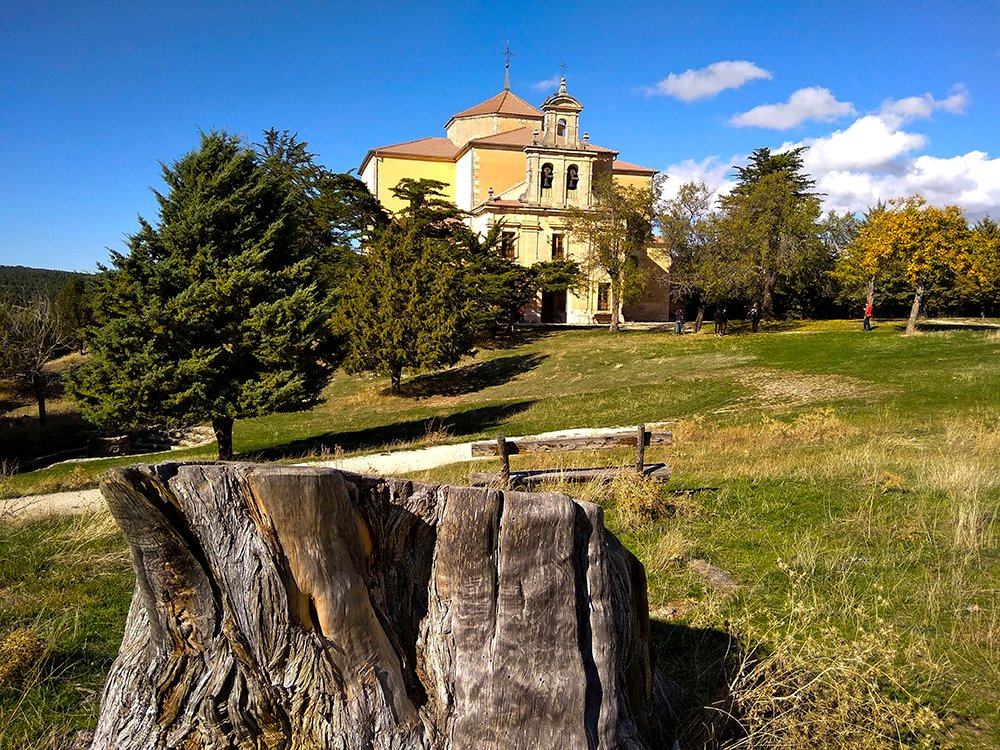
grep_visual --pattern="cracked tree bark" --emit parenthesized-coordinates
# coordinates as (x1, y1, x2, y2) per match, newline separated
(93, 462, 671, 749)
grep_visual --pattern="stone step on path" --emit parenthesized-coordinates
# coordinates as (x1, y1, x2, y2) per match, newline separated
(2, 424, 666, 521)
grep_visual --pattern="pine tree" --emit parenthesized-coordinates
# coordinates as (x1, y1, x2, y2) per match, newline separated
(716, 148, 824, 319)
(55, 275, 89, 352)
(334, 180, 470, 394)
(65, 132, 340, 458)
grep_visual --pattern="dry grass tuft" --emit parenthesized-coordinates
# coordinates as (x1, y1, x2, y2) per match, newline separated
(422, 417, 453, 445)
(709, 629, 945, 749)
(919, 456, 998, 553)
(679, 572, 947, 750)
(0, 629, 44, 685)
(609, 471, 701, 531)
(49, 511, 128, 569)
(642, 530, 690, 576)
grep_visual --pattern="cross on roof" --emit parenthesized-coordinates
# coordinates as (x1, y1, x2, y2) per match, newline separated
(502, 41, 515, 67)
(502, 41, 514, 90)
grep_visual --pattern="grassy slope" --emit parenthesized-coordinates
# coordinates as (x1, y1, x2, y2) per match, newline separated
(2, 319, 998, 747)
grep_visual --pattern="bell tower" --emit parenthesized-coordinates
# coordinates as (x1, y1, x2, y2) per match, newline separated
(539, 77, 584, 147)
(522, 77, 597, 209)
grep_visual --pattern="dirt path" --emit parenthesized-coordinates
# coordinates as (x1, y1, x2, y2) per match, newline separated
(2, 425, 653, 522)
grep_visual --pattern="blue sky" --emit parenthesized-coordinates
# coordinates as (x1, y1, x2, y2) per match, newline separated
(3, 0, 998, 272)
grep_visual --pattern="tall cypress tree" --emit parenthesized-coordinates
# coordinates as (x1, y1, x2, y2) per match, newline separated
(334, 179, 470, 394)
(66, 132, 340, 459)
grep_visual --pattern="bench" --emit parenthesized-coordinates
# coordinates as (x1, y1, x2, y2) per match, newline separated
(470, 424, 672, 490)
(592, 312, 613, 326)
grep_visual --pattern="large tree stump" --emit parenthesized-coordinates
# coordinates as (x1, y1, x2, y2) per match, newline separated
(94, 462, 670, 749)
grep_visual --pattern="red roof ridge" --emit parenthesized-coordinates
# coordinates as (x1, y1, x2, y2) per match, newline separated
(371, 137, 459, 159)
(450, 90, 543, 120)
(612, 158, 658, 175)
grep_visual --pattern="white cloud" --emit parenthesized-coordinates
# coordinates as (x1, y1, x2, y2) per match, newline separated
(660, 156, 736, 205)
(662, 83, 999, 220)
(769, 86, 998, 218)
(730, 87, 856, 129)
(879, 86, 969, 127)
(645, 61, 771, 101)
(815, 152, 1000, 219)
(531, 76, 562, 92)
(791, 115, 927, 173)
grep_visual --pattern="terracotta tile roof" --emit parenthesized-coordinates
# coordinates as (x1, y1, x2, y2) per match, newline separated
(451, 91, 543, 120)
(468, 127, 535, 147)
(466, 127, 618, 154)
(578, 142, 617, 154)
(611, 159, 658, 175)
(371, 137, 459, 159)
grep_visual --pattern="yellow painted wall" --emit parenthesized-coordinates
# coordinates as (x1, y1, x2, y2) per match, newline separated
(612, 173, 654, 190)
(375, 157, 456, 213)
(447, 115, 541, 146)
(474, 149, 526, 204)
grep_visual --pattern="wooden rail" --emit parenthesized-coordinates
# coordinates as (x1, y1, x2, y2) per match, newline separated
(470, 424, 673, 490)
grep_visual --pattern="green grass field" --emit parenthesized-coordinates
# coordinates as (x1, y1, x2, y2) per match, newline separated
(2, 318, 998, 747)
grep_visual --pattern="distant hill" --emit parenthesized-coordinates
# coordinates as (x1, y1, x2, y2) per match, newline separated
(0, 265, 92, 303)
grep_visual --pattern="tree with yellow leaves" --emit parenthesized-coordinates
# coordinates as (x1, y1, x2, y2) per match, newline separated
(957, 218, 1000, 317)
(835, 196, 971, 334)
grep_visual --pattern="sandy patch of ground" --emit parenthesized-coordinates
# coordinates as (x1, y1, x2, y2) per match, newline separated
(3, 425, 668, 522)
(733, 369, 875, 408)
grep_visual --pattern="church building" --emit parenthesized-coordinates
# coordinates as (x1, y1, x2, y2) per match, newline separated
(358, 70, 669, 324)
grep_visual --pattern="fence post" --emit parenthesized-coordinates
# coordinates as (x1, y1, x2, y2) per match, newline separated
(497, 435, 511, 489)
(635, 423, 646, 474)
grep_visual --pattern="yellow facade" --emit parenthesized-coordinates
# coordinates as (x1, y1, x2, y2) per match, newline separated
(359, 80, 670, 324)
(366, 157, 456, 214)
(471, 148, 526, 207)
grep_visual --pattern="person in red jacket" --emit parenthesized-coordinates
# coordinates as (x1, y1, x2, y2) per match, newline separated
(863, 301, 873, 331)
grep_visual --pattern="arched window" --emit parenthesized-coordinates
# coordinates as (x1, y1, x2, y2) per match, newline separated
(557, 118, 567, 137)
(566, 165, 579, 191)
(541, 163, 554, 189)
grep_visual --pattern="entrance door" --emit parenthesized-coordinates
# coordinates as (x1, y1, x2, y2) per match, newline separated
(540, 290, 567, 323)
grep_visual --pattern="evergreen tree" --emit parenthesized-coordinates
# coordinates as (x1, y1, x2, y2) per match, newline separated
(65, 132, 340, 458)
(257, 129, 387, 290)
(334, 179, 471, 394)
(458, 224, 584, 338)
(716, 148, 824, 319)
(732, 147, 815, 199)
(55, 275, 89, 352)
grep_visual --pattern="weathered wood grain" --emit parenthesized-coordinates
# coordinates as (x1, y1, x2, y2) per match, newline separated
(471, 431, 673, 457)
(470, 463, 672, 488)
(92, 462, 672, 749)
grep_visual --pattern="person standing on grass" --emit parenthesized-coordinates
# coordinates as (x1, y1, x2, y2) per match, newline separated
(749, 303, 761, 333)
(863, 300, 873, 331)
(714, 306, 727, 336)
(674, 308, 685, 335)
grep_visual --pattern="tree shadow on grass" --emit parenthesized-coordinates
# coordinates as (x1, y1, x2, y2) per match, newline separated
(246, 400, 537, 462)
(756, 319, 810, 334)
(916, 320, 1000, 332)
(400, 353, 547, 398)
(1, 411, 94, 471)
(476, 325, 556, 350)
(651, 617, 746, 747)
